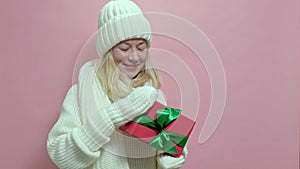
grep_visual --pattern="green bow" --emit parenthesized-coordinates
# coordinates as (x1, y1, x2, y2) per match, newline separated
(134, 106, 188, 155)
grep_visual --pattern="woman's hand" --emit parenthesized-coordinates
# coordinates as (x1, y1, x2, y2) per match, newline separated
(109, 86, 159, 126)
(157, 146, 188, 169)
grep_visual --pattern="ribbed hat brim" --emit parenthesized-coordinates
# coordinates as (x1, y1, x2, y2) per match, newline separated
(96, 13, 152, 58)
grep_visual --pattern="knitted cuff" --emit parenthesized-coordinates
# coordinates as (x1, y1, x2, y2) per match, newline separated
(77, 108, 116, 151)
(105, 104, 127, 126)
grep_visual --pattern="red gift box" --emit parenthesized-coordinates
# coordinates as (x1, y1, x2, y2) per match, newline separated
(119, 101, 195, 157)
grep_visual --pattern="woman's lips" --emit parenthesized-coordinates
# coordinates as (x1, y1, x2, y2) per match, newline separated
(123, 63, 139, 67)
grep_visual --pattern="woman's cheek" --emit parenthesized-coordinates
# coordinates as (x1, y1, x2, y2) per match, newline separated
(113, 51, 127, 65)
(141, 54, 148, 63)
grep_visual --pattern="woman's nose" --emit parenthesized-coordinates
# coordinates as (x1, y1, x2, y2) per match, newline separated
(127, 49, 139, 61)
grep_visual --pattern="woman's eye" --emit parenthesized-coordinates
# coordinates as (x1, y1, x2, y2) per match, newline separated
(120, 48, 129, 51)
(138, 47, 146, 51)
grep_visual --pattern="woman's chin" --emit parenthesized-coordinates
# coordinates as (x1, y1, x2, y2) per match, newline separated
(126, 72, 139, 79)
(121, 67, 142, 79)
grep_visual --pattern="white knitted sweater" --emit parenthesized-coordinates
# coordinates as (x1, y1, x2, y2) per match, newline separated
(47, 60, 187, 169)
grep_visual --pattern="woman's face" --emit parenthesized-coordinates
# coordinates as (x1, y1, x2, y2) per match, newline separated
(112, 38, 148, 79)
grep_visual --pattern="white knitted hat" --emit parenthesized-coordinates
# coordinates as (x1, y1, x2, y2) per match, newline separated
(96, 0, 152, 57)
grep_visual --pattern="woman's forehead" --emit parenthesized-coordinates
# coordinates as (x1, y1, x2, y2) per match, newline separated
(118, 38, 147, 46)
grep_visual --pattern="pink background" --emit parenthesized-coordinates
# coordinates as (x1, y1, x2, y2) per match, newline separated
(0, 0, 299, 169)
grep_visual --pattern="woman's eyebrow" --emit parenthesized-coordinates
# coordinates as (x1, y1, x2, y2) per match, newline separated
(137, 42, 146, 46)
(123, 41, 146, 46)
(120, 43, 130, 47)
(136, 42, 146, 47)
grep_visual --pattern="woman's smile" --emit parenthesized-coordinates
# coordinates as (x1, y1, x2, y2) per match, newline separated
(123, 63, 139, 67)
(112, 39, 148, 79)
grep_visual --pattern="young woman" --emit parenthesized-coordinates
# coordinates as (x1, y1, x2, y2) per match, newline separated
(47, 1, 187, 168)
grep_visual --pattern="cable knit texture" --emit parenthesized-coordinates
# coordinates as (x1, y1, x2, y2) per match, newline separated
(47, 59, 187, 169)
(110, 86, 158, 126)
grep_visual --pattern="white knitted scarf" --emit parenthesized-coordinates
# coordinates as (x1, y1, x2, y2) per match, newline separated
(77, 59, 157, 159)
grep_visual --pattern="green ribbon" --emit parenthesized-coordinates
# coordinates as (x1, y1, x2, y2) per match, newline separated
(134, 106, 188, 155)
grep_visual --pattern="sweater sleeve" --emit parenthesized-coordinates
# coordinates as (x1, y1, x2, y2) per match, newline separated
(47, 84, 115, 169)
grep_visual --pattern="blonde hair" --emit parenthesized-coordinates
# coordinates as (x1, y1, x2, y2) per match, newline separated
(96, 49, 161, 102)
